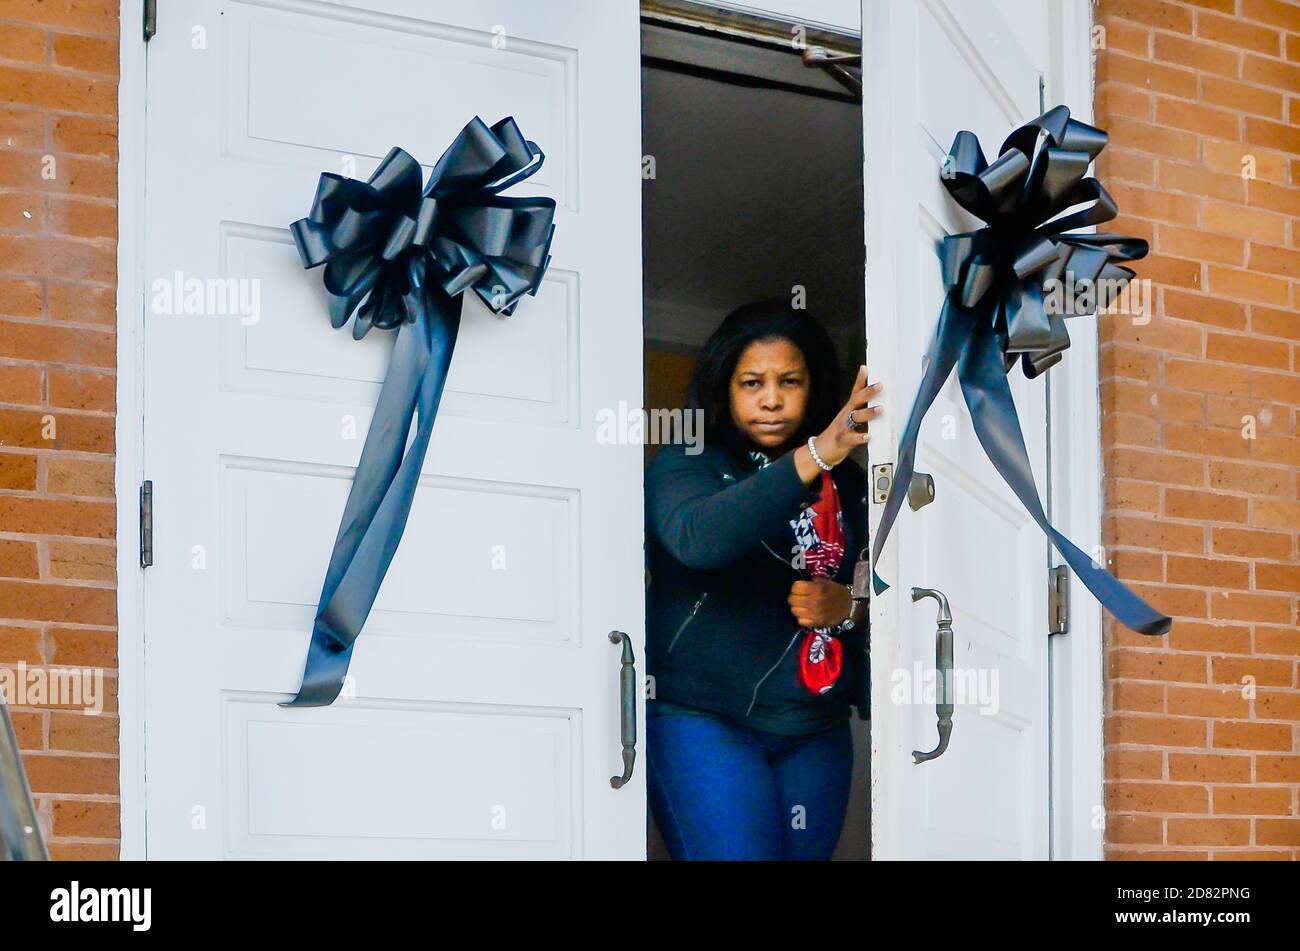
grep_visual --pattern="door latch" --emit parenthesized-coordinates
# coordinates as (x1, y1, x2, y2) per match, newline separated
(871, 463, 893, 503)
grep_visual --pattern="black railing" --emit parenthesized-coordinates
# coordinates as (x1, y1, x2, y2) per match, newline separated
(0, 703, 48, 860)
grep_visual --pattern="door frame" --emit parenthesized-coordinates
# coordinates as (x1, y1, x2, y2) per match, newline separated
(1044, 0, 1106, 861)
(113, 0, 1103, 861)
(116, 0, 149, 861)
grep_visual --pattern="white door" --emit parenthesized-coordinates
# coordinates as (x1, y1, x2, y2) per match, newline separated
(142, 0, 645, 858)
(864, 0, 1052, 859)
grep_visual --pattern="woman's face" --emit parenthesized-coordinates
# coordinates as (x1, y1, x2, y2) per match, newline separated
(728, 337, 810, 451)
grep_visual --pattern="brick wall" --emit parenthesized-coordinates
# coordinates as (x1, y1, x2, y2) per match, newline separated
(0, 1, 121, 859)
(1096, 0, 1300, 859)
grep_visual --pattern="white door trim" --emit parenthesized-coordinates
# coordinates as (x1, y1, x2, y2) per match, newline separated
(115, 0, 149, 861)
(1045, 0, 1105, 861)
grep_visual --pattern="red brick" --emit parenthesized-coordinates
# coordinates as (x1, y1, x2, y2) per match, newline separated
(1107, 813, 1164, 844)
(22, 753, 117, 795)
(47, 368, 114, 412)
(51, 33, 118, 76)
(47, 197, 115, 241)
(1212, 786, 1293, 815)
(1256, 562, 1300, 592)
(1241, 0, 1300, 31)
(0, 452, 38, 490)
(1161, 291, 1247, 331)
(1197, 12, 1283, 55)
(1106, 780, 1209, 813)
(1252, 498, 1300, 530)
(43, 457, 114, 498)
(1251, 369, 1300, 403)
(1202, 201, 1289, 242)
(1212, 527, 1293, 559)
(1256, 819, 1300, 846)
(1153, 31, 1240, 78)
(52, 798, 119, 838)
(1257, 625, 1300, 654)
(1210, 591, 1294, 624)
(0, 408, 114, 453)
(0, 363, 42, 404)
(1167, 555, 1250, 588)
(1155, 101, 1240, 143)
(1163, 488, 1249, 522)
(48, 710, 117, 753)
(1168, 684, 1250, 717)
(51, 115, 115, 159)
(1167, 817, 1251, 845)
(0, 320, 115, 367)
(0, 539, 39, 580)
(1113, 679, 1166, 712)
(0, 497, 114, 538)
(1169, 752, 1252, 783)
(0, 625, 43, 664)
(1109, 180, 1200, 222)
(1158, 225, 1244, 266)
(1252, 306, 1300, 340)
(1100, 0, 1194, 34)
(1163, 422, 1251, 459)
(1206, 266, 1290, 305)
(47, 541, 114, 582)
(0, 64, 115, 115)
(1099, 17, 1154, 56)
(1213, 719, 1293, 750)
(1211, 654, 1294, 687)
(0, 24, 49, 65)
(1203, 138, 1289, 180)
(46, 284, 115, 326)
(0, 581, 115, 625)
(47, 628, 116, 669)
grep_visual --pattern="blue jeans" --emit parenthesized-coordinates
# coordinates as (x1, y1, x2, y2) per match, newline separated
(647, 704, 854, 861)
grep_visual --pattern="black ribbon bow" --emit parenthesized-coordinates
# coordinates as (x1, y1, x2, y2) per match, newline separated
(871, 105, 1171, 637)
(282, 116, 556, 706)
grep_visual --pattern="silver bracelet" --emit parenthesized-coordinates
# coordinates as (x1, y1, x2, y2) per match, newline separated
(806, 436, 832, 471)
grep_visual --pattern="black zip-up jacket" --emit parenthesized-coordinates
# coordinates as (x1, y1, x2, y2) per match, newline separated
(644, 440, 869, 732)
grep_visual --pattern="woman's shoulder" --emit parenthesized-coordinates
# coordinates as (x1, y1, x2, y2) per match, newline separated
(645, 440, 737, 478)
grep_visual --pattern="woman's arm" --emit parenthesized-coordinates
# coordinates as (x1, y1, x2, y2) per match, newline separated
(647, 445, 815, 570)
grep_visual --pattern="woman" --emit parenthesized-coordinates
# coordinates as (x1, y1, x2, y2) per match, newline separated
(645, 298, 883, 861)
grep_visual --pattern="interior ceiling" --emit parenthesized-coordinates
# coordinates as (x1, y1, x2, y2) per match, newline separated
(641, 27, 865, 353)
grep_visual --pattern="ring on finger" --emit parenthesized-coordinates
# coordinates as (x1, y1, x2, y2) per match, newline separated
(846, 410, 866, 431)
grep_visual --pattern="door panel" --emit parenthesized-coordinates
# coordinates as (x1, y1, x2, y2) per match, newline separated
(864, 0, 1050, 859)
(143, 0, 644, 859)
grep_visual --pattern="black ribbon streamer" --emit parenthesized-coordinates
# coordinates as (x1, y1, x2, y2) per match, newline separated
(281, 116, 556, 706)
(870, 105, 1171, 637)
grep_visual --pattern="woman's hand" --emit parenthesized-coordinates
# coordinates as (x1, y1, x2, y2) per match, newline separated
(794, 365, 883, 483)
(788, 579, 854, 630)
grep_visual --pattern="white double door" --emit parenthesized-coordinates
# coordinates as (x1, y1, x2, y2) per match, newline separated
(140, 0, 1064, 860)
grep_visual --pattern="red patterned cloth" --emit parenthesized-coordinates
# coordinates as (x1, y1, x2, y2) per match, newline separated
(795, 470, 846, 695)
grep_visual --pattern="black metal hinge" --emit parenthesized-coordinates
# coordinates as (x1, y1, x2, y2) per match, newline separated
(143, 0, 157, 41)
(1048, 564, 1069, 636)
(139, 480, 153, 568)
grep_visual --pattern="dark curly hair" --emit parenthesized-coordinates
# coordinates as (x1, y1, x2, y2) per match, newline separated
(685, 298, 842, 460)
